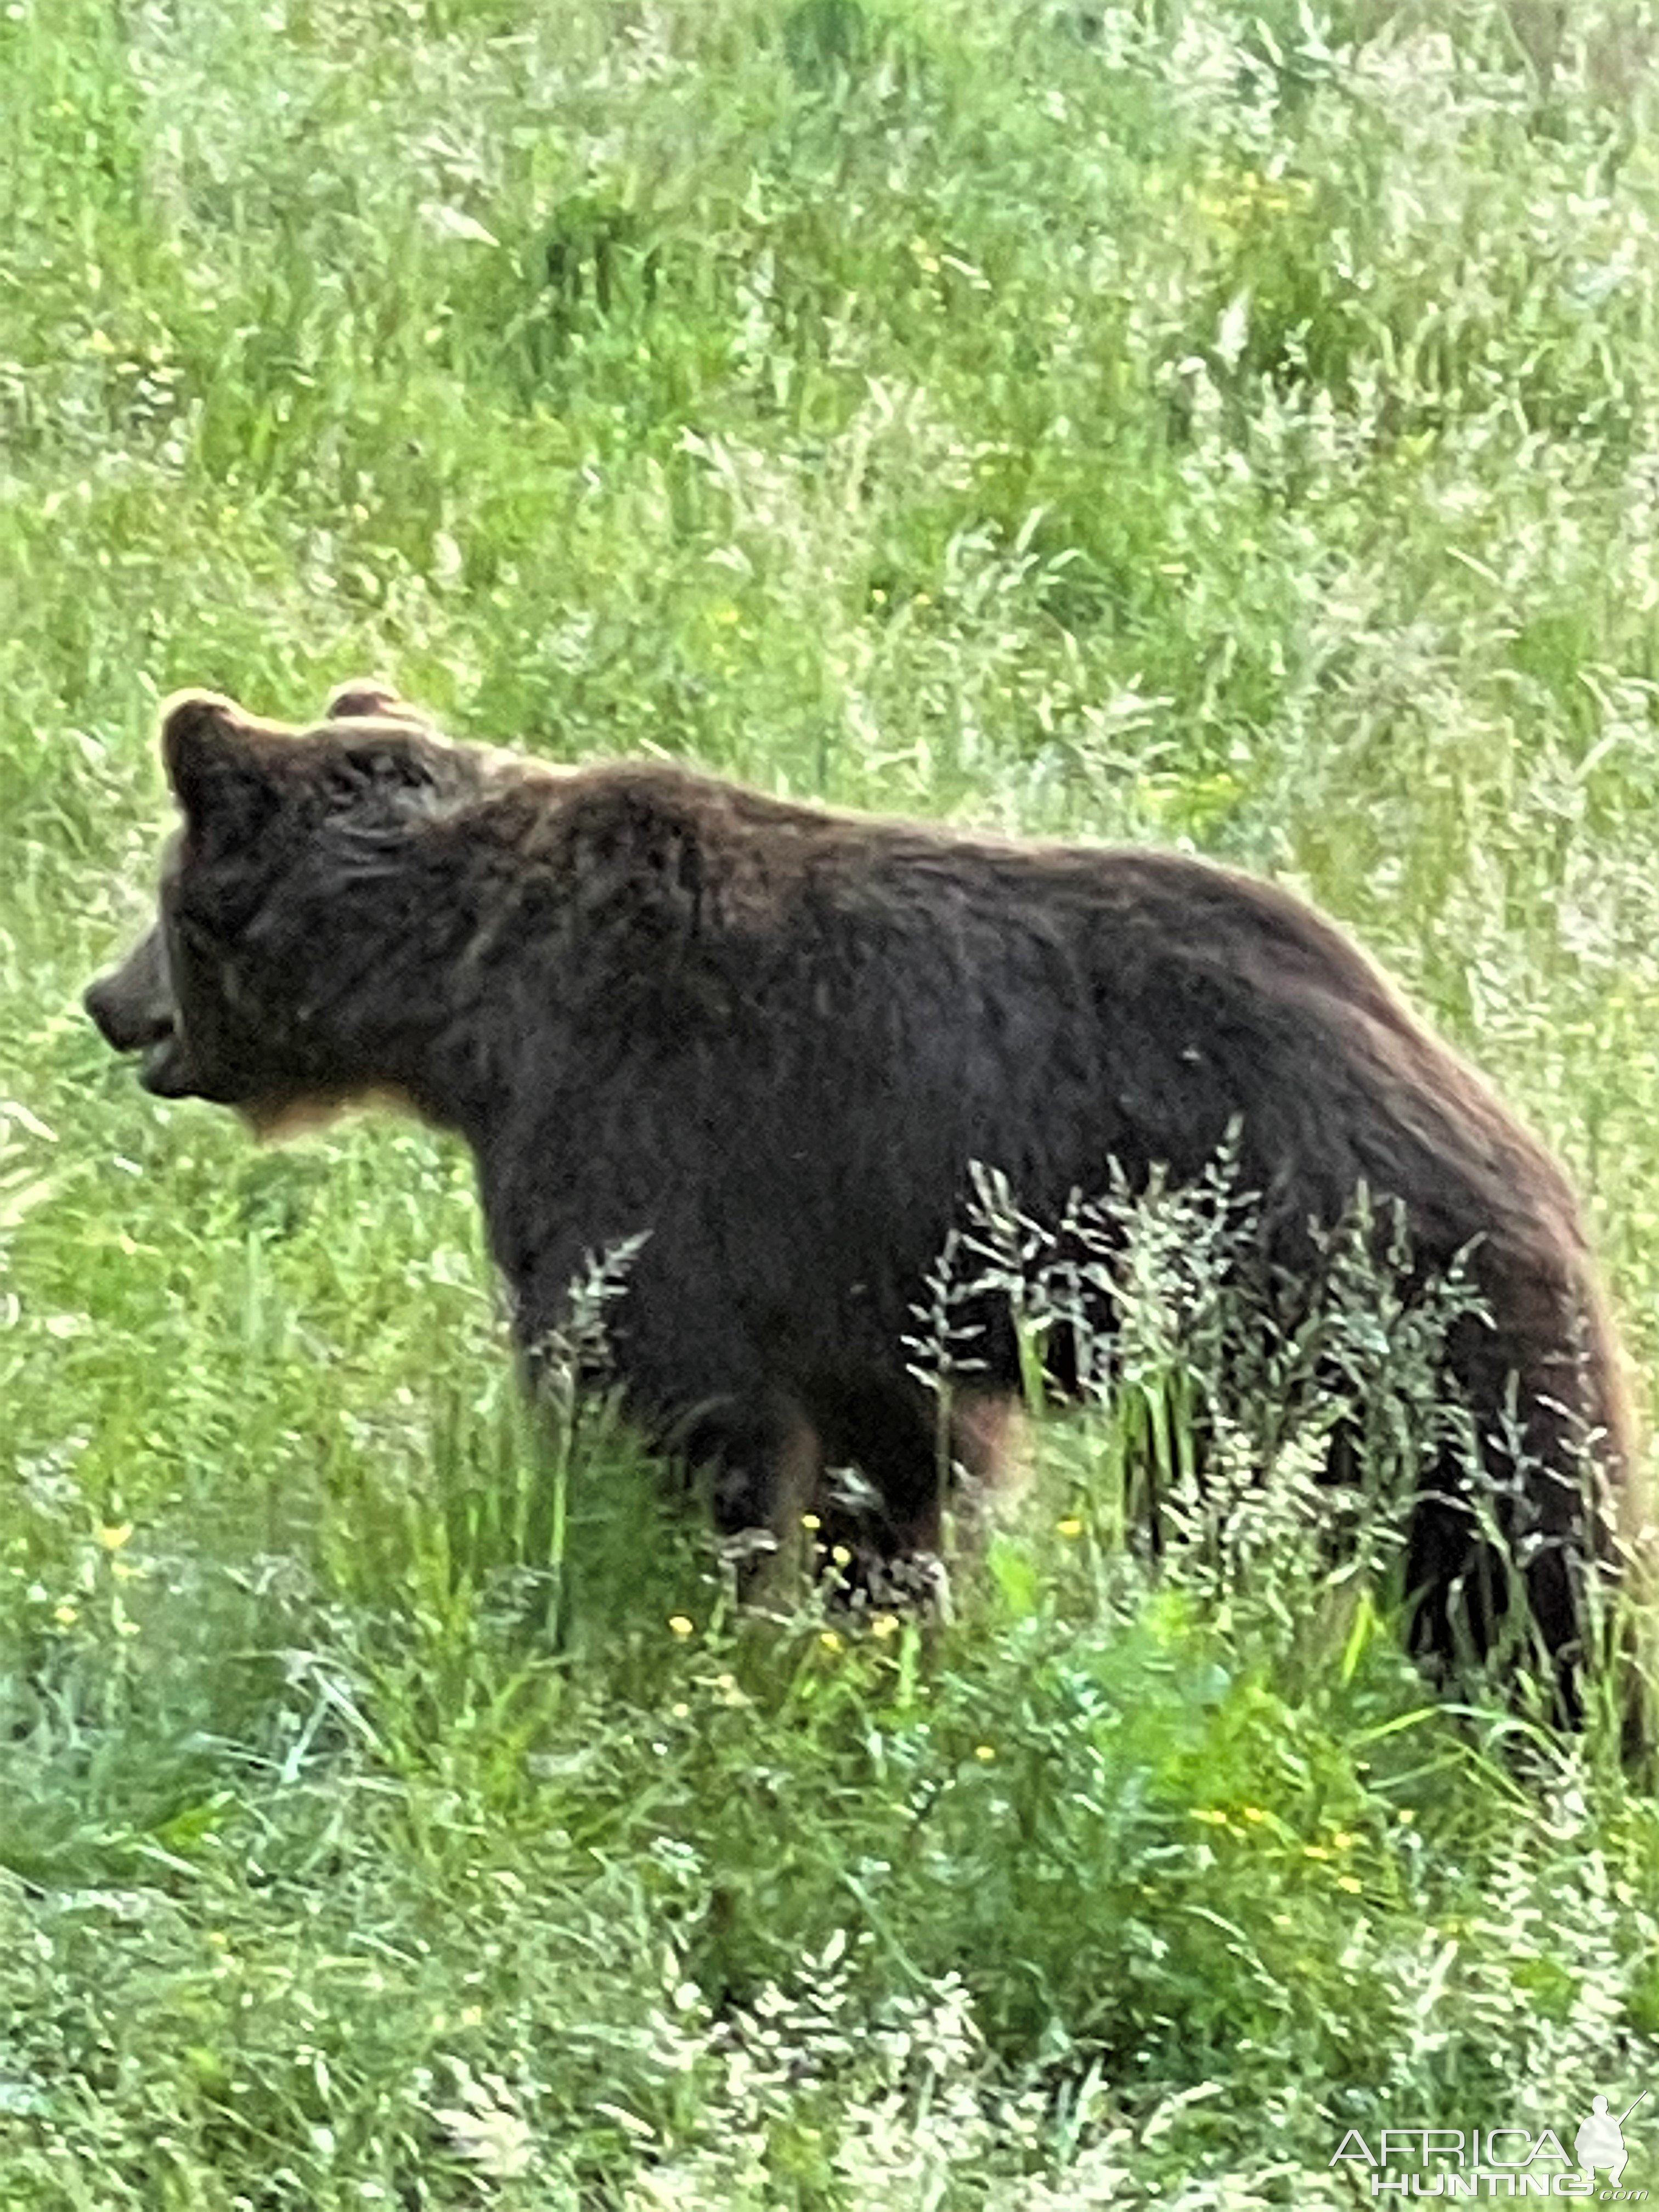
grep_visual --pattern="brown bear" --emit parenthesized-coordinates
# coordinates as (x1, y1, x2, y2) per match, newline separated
(84, 684, 1638, 1710)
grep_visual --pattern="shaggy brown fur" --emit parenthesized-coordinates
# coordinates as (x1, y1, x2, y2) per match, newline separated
(84, 685, 1638, 1707)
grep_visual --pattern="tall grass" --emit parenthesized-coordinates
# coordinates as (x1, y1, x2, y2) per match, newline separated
(4, 1, 1659, 2203)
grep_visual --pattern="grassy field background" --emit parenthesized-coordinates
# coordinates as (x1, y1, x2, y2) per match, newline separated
(6, 1, 1659, 2203)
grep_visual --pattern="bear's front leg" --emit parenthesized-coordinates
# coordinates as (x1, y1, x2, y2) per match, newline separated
(660, 1385, 826, 1606)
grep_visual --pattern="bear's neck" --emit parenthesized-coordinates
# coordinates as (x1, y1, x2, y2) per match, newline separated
(402, 1025, 520, 1150)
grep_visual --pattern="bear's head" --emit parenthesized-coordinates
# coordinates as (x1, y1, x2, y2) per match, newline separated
(84, 684, 488, 1127)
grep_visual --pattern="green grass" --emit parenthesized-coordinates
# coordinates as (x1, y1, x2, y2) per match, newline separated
(5, 0, 1659, 2202)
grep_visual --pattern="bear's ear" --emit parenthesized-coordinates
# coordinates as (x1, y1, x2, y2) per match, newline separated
(324, 676, 415, 723)
(160, 690, 280, 838)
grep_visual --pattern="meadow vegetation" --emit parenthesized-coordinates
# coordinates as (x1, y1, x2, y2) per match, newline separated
(4, 0, 1659, 2202)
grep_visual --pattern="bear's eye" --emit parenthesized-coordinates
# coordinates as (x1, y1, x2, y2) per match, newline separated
(174, 911, 220, 952)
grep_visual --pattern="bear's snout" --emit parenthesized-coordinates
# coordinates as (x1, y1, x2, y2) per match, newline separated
(84, 964, 204, 1100)
(84, 926, 178, 1056)
(83, 970, 172, 1054)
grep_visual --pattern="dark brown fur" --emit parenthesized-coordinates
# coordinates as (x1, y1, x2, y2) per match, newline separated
(84, 686, 1638, 1705)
